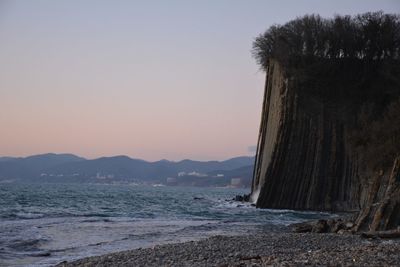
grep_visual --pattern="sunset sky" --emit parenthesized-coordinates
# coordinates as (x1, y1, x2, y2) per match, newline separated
(1, 0, 399, 161)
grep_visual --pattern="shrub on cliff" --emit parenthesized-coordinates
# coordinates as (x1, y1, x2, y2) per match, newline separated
(252, 12, 400, 171)
(252, 11, 400, 70)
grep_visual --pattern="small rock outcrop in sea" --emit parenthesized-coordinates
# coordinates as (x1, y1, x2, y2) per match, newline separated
(250, 12, 400, 233)
(232, 194, 250, 202)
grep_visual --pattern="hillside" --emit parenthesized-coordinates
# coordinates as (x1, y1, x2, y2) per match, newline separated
(0, 154, 254, 187)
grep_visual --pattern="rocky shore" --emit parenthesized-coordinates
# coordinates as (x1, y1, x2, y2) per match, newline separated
(56, 232, 400, 267)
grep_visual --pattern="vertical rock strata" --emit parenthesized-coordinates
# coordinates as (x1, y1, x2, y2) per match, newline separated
(252, 60, 399, 230)
(252, 60, 360, 211)
(251, 12, 400, 231)
(355, 157, 400, 231)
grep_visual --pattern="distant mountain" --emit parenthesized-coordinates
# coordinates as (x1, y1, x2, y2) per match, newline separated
(0, 157, 17, 162)
(0, 153, 254, 187)
(45, 155, 155, 181)
(164, 156, 254, 173)
(0, 153, 85, 181)
(21, 153, 85, 170)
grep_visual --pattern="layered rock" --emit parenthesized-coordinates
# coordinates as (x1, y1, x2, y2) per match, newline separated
(355, 157, 400, 231)
(251, 59, 400, 231)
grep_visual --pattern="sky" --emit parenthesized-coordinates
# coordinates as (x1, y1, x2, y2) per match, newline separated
(0, 0, 399, 161)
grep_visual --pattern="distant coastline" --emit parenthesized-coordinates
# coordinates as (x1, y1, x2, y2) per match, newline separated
(0, 153, 254, 188)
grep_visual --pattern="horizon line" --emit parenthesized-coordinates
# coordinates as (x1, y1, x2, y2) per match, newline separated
(0, 152, 256, 163)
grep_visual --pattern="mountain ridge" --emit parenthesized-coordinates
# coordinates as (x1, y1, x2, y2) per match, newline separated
(0, 153, 254, 187)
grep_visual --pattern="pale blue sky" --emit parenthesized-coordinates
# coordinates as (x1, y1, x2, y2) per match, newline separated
(1, 0, 399, 160)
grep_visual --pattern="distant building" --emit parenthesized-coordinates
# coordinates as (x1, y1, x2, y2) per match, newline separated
(96, 172, 106, 179)
(230, 178, 242, 187)
(178, 171, 208, 177)
(187, 171, 208, 177)
(166, 177, 177, 185)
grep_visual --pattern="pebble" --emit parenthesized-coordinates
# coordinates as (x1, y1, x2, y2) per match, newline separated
(56, 233, 400, 267)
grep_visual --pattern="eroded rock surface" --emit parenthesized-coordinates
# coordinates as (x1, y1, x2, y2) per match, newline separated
(252, 59, 400, 232)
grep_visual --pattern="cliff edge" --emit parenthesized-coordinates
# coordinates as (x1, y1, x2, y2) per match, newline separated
(251, 13, 400, 232)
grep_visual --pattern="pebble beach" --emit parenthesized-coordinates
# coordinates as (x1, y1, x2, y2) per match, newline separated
(56, 232, 400, 266)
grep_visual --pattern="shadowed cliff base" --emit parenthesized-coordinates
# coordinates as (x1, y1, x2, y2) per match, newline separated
(251, 12, 400, 232)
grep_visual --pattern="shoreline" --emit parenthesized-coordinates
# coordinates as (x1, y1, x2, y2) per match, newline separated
(56, 232, 400, 267)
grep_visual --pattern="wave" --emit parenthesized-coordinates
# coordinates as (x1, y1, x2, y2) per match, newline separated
(80, 218, 113, 223)
(0, 212, 45, 220)
(81, 213, 111, 218)
(0, 184, 336, 267)
(8, 238, 48, 251)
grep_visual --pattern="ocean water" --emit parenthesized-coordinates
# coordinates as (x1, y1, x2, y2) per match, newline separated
(0, 183, 332, 266)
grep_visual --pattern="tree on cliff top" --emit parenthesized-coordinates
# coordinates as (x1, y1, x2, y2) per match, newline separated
(252, 12, 400, 70)
(252, 12, 400, 171)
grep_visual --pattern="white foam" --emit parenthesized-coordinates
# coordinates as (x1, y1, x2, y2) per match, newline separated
(250, 188, 260, 204)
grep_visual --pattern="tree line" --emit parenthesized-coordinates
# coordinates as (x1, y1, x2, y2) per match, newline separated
(253, 11, 400, 70)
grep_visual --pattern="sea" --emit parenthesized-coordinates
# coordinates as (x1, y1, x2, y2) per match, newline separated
(0, 183, 333, 266)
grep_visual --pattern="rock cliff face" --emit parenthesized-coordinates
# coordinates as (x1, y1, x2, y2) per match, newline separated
(252, 59, 400, 231)
(354, 156, 400, 231)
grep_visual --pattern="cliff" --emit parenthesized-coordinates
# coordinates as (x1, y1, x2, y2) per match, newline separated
(251, 59, 400, 231)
